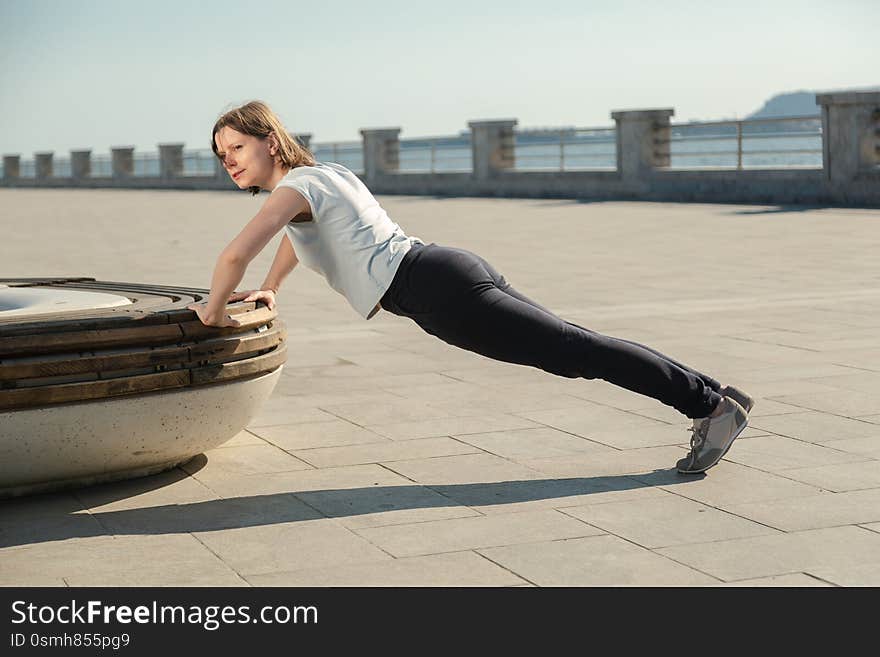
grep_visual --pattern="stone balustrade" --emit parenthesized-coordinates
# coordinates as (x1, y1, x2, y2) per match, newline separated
(2, 92, 878, 206)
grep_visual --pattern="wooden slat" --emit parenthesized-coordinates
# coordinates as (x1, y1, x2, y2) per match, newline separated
(0, 369, 192, 410)
(0, 306, 278, 356)
(0, 323, 186, 357)
(0, 294, 176, 328)
(190, 344, 288, 385)
(0, 323, 286, 381)
(0, 344, 287, 411)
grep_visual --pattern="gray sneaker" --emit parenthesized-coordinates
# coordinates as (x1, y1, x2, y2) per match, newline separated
(677, 397, 749, 474)
(720, 384, 755, 413)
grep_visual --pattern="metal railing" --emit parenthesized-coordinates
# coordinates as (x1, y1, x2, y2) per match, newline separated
(659, 115, 823, 169)
(52, 158, 71, 178)
(183, 150, 217, 177)
(514, 127, 617, 171)
(310, 141, 364, 174)
(398, 135, 472, 173)
(91, 155, 112, 177)
(132, 154, 160, 177)
(19, 160, 35, 178)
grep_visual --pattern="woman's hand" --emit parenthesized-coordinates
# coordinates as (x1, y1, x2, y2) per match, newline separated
(227, 288, 277, 310)
(186, 301, 242, 328)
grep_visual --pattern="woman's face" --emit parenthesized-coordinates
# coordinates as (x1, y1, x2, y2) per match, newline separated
(214, 126, 277, 189)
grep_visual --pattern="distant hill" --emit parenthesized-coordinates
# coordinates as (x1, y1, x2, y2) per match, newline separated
(747, 91, 820, 119)
(747, 86, 880, 120)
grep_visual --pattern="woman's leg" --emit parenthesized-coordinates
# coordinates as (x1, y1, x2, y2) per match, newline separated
(390, 244, 722, 419)
(468, 253, 723, 394)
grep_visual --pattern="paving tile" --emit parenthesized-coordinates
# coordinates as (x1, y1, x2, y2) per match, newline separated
(820, 436, 880, 458)
(722, 435, 870, 472)
(189, 464, 413, 498)
(250, 419, 389, 451)
(479, 535, 718, 586)
(750, 412, 880, 444)
(562, 493, 779, 549)
(0, 535, 248, 586)
(806, 562, 880, 586)
(770, 389, 880, 417)
(657, 525, 880, 582)
(779, 460, 880, 492)
(207, 429, 267, 448)
(292, 436, 479, 468)
(353, 509, 603, 557)
(732, 364, 861, 384)
(453, 426, 612, 460)
(279, 390, 408, 408)
(431, 475, 666, 515)
(320, 398, 474, 426)
(516, 402, 665, 438)
(0, 513, 107, 550)
(633, 461, 825, 506)
(723, 488, 880, 532)
(338, 351, 459, 374)
(524, 446, 687, 478)
(0, 575, 68, 587)
(245, 551, 528, 586)
(248, 405, 340, 427)
(807, 372, 880, 395)
(713, 573, 834, 587)
(367, 413, 543, 441)
(94, 492, 322, 536)
(0, 491, 86, 522)
(738, 399, 811, 418)
(296, 483, 480, 530)
(180, 444, 314, 484)
(73, 469, 219, 512)
(380, 453, 545, 486)
(194, 518, 392, 577)
(562, 380, 678, 411)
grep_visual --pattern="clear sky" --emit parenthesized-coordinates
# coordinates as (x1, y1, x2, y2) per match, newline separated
(1, 0, 877, 157)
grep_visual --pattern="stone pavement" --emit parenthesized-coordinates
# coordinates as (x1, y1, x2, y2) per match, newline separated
(2, 188, 880, 586)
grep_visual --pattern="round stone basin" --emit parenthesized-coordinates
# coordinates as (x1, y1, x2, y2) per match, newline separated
(0, 277, 287, 498)
(0, 367, 282, 498)
(0, 286, 133, 317)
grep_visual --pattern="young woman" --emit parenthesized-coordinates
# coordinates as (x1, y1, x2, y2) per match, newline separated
(188, 100, 754, 475)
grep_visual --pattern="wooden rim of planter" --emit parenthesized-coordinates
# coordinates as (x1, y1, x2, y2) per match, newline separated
(0, 343, 287, 411)
(0, 279, 279, 355)
(0, 278, 289, 410)
(0, 323, 287, 382)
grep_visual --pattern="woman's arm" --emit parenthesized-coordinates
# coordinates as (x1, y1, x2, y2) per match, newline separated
(260, 233, 299, 294)
(187, 188, 309, 326)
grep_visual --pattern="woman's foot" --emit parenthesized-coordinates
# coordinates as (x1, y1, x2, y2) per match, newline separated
(717, 383, 755, 413)
(677, 397, 749, 474)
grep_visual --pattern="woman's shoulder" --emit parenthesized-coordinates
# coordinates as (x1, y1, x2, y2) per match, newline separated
(283, 161, 354, 179)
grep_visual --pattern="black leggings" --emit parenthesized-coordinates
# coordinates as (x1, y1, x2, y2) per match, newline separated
(379, 242, 723, 419)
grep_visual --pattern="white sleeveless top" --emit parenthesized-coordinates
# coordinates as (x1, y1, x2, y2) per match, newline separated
(273, 162, 423, 319)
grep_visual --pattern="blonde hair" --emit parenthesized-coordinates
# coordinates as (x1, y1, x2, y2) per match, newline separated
(212, 100, 315, 195)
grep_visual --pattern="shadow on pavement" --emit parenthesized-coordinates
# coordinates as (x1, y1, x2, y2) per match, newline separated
(0, 463, 699, 549)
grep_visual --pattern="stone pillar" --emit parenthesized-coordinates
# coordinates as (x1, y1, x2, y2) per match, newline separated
(158, 143, 184, 179)
(214, 153, 228, 181)
(35, 152, 53, 179)
(71, 150, 91, 179)
(816, 91, 880, 185)
(467, 119, 517, 180)
(111, 147, 134, 179)
(359, 128, 400, 182)
(611, 108, 675, 181)
(3, 155, 21, 179)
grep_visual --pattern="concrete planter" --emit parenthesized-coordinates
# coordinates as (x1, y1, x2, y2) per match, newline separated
(0, 278, 286, 498)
